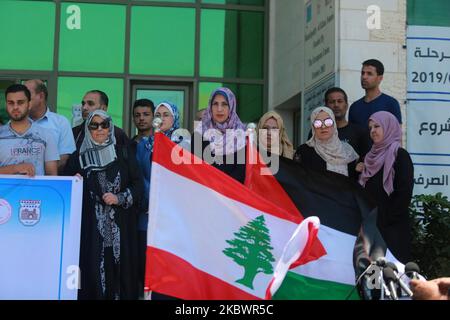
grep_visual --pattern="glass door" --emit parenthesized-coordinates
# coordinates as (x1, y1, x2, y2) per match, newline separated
(130, 82, 191, 136)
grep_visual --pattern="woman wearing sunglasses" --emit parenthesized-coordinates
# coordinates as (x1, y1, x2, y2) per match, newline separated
(64, 110, 143, 300)
(294, 106, 360, 179)
(358, 111, 413, 263)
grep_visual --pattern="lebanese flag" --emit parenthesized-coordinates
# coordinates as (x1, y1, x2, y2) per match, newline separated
(244, 139, 327, 267)
(244, 140, 405, 299)
(145, 133, 320, 300)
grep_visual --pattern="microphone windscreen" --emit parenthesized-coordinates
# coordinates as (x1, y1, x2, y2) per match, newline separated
(383, 267, 397, 282)
(386, 262, 398, 272)
(405, 262, 420, 273)
(375, 256, 386, 267)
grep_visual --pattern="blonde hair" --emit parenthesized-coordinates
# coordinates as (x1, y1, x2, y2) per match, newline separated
(257, 111, 294, 159)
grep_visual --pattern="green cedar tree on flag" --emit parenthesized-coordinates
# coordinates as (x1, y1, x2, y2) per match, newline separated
(144, 133, 320, 299)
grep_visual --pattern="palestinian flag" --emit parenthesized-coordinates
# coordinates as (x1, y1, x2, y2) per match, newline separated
(144, 133, 320, 299)
(245, 143, 402, 300)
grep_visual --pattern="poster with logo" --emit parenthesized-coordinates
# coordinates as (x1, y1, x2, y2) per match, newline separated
(0, 175, 83, 300)
(407, 25, 450, 199)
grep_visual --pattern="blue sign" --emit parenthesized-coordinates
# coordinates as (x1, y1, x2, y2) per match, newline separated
(0, 175, 83, 300)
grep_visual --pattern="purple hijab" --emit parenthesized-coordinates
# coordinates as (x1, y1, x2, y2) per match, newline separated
(195, 87, 246, 155)
(200, 87, 245, 133)
(359, 111, 402, 195)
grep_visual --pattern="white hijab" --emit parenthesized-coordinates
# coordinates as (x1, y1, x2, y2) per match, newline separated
(306, 106, 359, 176)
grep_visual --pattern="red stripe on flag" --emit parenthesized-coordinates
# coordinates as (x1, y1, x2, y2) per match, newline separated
(152, 133, 301, 224)
(145, 246, 261, 300)
(244, 140, 327, 266)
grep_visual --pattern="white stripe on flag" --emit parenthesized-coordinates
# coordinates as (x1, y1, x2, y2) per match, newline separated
(148, 162, 305, 298)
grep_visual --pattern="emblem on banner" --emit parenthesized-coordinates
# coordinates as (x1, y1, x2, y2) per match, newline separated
(0, 199, 12, 225)
(19, 200, 41, 226)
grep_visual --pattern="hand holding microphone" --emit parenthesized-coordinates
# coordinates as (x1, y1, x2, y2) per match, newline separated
(410, 277, 450, 300)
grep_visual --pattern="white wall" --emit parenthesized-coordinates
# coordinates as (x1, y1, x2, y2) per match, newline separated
(267, 0, 407, 143)
(338, 0, 407, 142)
(268, 0, 305, 141)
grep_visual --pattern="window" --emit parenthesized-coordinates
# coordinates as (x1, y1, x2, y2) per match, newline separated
(130, 6, 195, 76)
(202, 0, 265, 5)
(0, 1, 55, 71)
(57, 77, 124, 128)
(59, 3, 126, 73)
(200, 9, 264, 79)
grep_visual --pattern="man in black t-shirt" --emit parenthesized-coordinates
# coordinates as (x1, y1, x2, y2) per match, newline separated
(306, 87, 371, 159)
(72, 89, 130, 150)
(324, 87, 371, 159)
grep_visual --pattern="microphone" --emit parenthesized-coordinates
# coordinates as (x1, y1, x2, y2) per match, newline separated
(354, 257, 386, 300)
(405, 262, 420, 280)
(383, 267, 398, 300)
(386, 262, 413, 297)
(375, 256, 387, 267)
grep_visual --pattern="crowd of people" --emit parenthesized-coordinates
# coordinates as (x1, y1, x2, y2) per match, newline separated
(1, 58, 443, 300)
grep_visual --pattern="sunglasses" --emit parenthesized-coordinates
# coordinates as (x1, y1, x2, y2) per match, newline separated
(313, 118, 334, 129)
(88, 121, 110, 130)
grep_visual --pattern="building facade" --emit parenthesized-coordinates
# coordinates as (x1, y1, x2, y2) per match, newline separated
(0, 0, 267, 134)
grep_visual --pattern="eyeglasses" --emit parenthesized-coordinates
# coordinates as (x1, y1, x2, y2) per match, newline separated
(313, 118, 334, 129)
(88, 121, 110, 130)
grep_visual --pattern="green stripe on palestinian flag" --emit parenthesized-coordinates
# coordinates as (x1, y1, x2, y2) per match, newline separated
(245, 142, 406, 300)
(274, 225, 359, 300)
(145, 133, 320, 300)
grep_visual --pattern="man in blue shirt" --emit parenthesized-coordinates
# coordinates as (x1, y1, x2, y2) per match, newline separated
(349, 59, 402, 126)
(25, 79, 76, 173)
(0, 84, 59, 176)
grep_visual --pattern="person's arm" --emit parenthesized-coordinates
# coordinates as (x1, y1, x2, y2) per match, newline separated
(390, 98, 402, 124)
(43, 130, 60, 176)
(58, 154, 70, 173)
(348, 102, 356, 124)
(358, 125, 372, 160)
(104, 145, 144, 209)
(44, 160, 58, 176)
(57, 117, 76, 173)
(62, 151, 80, 176)
(0, 163, 35, 176)
(388, 149, 414, 224)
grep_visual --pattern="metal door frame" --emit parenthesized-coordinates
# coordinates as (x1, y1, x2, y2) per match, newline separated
(128, 80, 193, 137)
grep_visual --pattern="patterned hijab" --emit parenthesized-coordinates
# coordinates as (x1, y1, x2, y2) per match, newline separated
(257, 111, 294, 159)
(195, 87, 246, 156)
(154, 101, 180, 138)
(359, 111, 402, 195)
(306, 106, 359, 176)
(142, 101, 180, 154)
(79, 110, 117, 171)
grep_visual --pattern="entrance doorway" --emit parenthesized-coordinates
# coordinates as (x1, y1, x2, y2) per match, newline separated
(130, 82, 193, 137)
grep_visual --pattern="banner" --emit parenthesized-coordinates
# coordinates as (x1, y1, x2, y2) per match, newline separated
(407, 25, 450, 199)
(0, 175, 83, 300)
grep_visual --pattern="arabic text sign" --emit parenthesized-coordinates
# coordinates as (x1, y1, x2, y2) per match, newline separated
(304, 0, 336, 88)
(407, 25, 450, 95)
(0, 175, 82, 300)
(407, 25, 450, 199)
(407, 101, 450, 154)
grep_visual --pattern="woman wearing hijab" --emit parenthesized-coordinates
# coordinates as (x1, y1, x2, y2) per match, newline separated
(257, 111, 294, 159)
(134, 101, 180, 297)
(64, 110, 143, 300)
(294, 106, 360, 179)
(192, 87, 247, 183)
(359, 111, 414, 263)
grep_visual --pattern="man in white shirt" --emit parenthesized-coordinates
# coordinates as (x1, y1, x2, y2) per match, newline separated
(24, 79, 75, 172)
